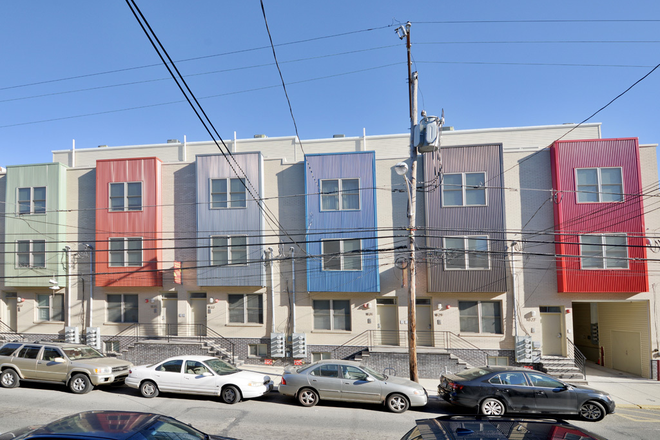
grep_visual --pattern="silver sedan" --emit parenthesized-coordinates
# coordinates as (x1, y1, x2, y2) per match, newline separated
(278, 359, 427, 413)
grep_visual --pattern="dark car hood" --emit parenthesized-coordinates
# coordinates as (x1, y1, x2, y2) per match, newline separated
(565, 383, 609, 395)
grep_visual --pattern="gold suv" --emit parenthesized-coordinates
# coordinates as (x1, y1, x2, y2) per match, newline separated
(0, 341, 133, 394)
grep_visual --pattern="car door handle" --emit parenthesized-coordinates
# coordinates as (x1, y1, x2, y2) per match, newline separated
(536, 391, 545, 395)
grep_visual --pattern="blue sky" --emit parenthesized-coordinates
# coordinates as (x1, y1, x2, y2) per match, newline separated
(1, 1, 659, 170)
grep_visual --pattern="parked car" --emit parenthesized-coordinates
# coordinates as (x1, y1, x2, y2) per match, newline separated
(278, 359, 428, 413)
(0, 410, 235, 440)
(400, 415, 607, 440)
(438, 366, 615, 421)
(0, 341, 132, 394)
(125, 355, 273, 404)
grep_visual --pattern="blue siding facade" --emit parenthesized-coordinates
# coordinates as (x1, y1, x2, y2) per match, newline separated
(196, 153, 265, 287)
(305, 152, 380, 292)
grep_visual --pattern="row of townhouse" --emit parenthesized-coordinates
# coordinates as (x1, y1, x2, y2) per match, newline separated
(1, 122, 658, 378)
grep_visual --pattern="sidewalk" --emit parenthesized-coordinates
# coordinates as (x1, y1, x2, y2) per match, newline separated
(583, 361, 660, 410)
(242, 361, 660, 410)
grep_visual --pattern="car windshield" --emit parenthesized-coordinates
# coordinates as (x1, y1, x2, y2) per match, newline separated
(136, 417, 207, 440)
(62, 346, 104, 360)
(453, 367, 492, 380)
(361, 365, 386, 381)
(205, 358, 238, 375)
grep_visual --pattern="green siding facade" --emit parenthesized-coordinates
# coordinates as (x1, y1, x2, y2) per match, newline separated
(4, 163, 68, 287)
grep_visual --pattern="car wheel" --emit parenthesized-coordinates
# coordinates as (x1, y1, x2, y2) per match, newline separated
(221, 385, 241, 404)
(386, 393, 410, 413)
(298, 388, 319, 407)
(0, 369, 19, 388)
(579, 400, 606, 422)
(481, 398, 506, 416)
(69, 373, 93, 394)
(140, 380, 159, 398)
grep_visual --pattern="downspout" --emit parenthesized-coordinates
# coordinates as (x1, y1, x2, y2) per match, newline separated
(267, 248, 275, 334)
(510, 241, 519, 338)
(290, 247, 296, 333)
(71, 139, 76, 168)
(64, 246, 71, 326)
(86, 244, 94, 328)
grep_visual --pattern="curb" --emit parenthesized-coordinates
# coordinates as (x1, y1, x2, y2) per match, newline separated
(616, 404, 660, 410)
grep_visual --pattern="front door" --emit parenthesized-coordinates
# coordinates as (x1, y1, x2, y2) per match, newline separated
(180, 360, 217, 395)
(416, 299, 433, 347)
(375, 298, 398, 346)
(612, 330, 642, 376)
(526, 371, 577, 413)
(162, 297, 178, 336)
(189, 294, 207, 336)
(4, 295, 17, 331)
(308, 363, 343, 400)
(340, 365, 382, 403)
(36, 346, 69, 382)
(541, 307, 564, 356)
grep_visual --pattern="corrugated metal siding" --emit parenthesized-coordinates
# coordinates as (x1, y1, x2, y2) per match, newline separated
(424, 144, 507, 293)
(305, 152, 380, 292)
(597, 301, 650, 378)
(196, 153, 265, 287)
(95, 157, 163, 287)
(551, 139, 647, 293)
(4, 163, 68, 287)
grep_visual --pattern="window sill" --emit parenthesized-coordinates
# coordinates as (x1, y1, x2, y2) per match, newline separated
(225, 323, 264, 327)
(458, 333, 504, 338)
(311, 330, 352, 334)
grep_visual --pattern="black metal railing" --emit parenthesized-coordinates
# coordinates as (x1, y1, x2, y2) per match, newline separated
(104, 323, 235, 363)
(331, 330, 490, 365)
(0, 319, 23, 342)
(567, 338, 587, 378)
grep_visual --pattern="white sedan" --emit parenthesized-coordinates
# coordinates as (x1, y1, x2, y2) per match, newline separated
(125, 355, 273, 404)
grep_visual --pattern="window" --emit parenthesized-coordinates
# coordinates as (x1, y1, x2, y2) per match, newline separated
(17, 187, 46, 215)
(442, 172, 486, 207)
(0, 343, 21, 356)
(249, 344, 268, 357)
(228, 294, 263, 324)
(42, 347, 64, 361)
(459, 301, 502, 334)
(310, 364, 340, 377)
(527, 372, 564, 388)
(313, 299, 351, 331)
(156, 359, 183, 373)
(489, 372, 528, 386)
(36, 294, 64, 322)
(210, 178, 246, 208)
(109, 237, 142, 267)
(321, 178, 360, 211)
(107, 294, 138, 323)
(109, 182, 142, 211)
(487, 356, 509, 366)
(17, 345, 41, 359)
(311, 352, 331, 362)
(576, 168, 623, 203)
(211, 236, 248, 266)
(443, 236, 489, 270)
(184, 360, 210, 375)
(16, 240, 46, 268)
(322, 239, 362, 271)
(581, 234, 628, 269)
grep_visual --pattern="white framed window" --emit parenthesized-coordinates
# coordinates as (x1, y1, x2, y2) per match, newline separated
(320, 178, 360, 211)
(580, 234, 628, 269)
(442, 172, 486, 207)
(109, 237, 143, 267)
(17, 187, 46, 215)
(576, 167, 623, 203)
(322, 239, 362, 271)
(228, 294, 263, 324)
(313, 299, 351, 331)
(211, 235, 248, 266)
(459, 301, 502, 334)
(109, 182, 142, 211)
(36, 294, 64, 322)
(443, 236, 489, 270)
(248, 344, 268, 357)
(487, 356, 509, 366)
(16, 240, 46, 268)
(210, 178, 246, 209)
(312, 352, 332, 362)
(107, 294, 138, 323)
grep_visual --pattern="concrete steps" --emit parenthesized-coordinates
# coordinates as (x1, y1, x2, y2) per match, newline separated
(540, 355, 587, 384)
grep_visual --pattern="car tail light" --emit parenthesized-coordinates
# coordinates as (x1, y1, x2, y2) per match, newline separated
(280, 377, 286, 386)
(451, 383, 464, 391)
(128, 370, 132, 374)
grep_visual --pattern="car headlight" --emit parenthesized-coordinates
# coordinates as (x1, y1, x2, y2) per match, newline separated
(412, 389, 424, 395)
(247, 381, 264, 387)
(94, 367, 112, 375)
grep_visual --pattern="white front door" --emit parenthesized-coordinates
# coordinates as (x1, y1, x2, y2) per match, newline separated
(190, 298, 207, 336)
(375, 298, 398, 346)
(162, 298, 178, 335)
(541, 307, 564, 356)
(416, 300, 433, 347)
(4, 296, 17, 331)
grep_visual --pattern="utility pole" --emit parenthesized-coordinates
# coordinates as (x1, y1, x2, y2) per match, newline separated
(397, 21, 419, 383)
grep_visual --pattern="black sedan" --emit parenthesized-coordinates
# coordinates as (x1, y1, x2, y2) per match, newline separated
(0, 410, 235, 440)
(438, 366, 615, 422)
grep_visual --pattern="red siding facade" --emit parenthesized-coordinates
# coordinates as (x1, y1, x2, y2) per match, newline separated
(551, 138, 648, 293)
(95, 157, 163, 287)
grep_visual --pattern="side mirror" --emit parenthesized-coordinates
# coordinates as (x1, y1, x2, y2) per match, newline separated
(53, 357, 66, 363)
(365, 376, 375, 382)
(202, 372, 213, 377)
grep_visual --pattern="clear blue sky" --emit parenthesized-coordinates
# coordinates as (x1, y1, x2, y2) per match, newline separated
(1, 1, 659, 170)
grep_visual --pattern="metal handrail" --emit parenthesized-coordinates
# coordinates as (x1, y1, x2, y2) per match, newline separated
(0, 319, 23, 341)
(330, 330, 371, 359)
(567, 338, 587, 378)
